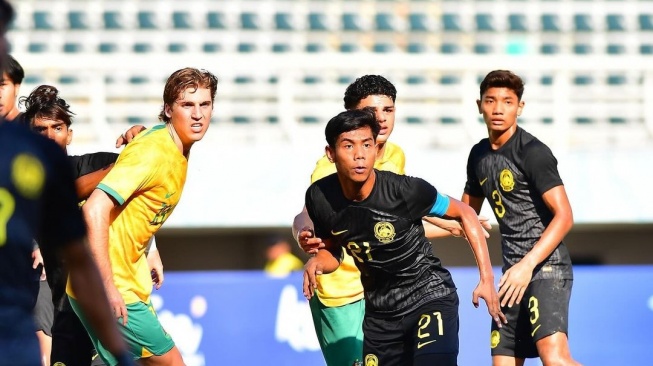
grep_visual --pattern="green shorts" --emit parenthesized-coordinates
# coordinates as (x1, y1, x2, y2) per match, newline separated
(309, 296, 365, 366)
(69, 297, 174, 366)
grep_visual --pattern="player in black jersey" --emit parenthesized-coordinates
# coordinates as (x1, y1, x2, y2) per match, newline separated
(463, 70, 581, 366)
(303, 109, 505, 365)
(0, 4, 133, 363)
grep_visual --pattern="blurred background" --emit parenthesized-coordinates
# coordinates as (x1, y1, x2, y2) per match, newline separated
(6, 0, 653, 364)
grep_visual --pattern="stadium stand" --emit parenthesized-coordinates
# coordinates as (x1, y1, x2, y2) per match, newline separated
(6, 0, 653, 149)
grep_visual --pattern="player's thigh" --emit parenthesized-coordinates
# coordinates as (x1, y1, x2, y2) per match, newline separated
(409, 293, 459, 366)
(120, 301, 175, 359)
(535, 332, 577, 365)
(490, 300, 537, 359)
(492, 355, 526, 366)
(310, 297, 364, 366)
(363, 314, 409, 365)
(526, 279, 572, 342)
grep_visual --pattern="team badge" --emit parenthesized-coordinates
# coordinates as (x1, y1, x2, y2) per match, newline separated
(490, 330, 501, 348)
(53, 363, 66, 366)
(365, 354, 379, 366)
(499, 169, 514, 192)
(374, 221, 395, 243)
(12, 153, 45, 199)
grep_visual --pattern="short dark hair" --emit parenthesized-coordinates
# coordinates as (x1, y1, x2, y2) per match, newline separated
(325, 109, 380, 148)
(2, 55, 24, 84)
(159, 68, 219, 123)
(0, 0, 15, 74)
(21, 85, 75, 127)
(479, 70, 525, 100)
(343, 75, 397, 110)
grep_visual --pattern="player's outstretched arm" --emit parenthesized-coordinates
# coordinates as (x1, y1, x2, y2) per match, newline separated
(422, 216, 491, 239)
(497, 185, 573, 307)
(292, 206, 325, 255)
(64, 238, 134, 365)
(442, 197, 506, 327)
(75, 164, 114, 200)
(82, 189, 128, 325)
(114, 125, 146, 148)
(302, 239, 340, 299)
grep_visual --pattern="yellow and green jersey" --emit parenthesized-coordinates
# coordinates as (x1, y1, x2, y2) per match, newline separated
(310, 141, 406, 307)
(68, 125, 187, 305)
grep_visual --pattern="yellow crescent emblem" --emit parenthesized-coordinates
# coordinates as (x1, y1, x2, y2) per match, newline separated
(499, 169, 514, 192)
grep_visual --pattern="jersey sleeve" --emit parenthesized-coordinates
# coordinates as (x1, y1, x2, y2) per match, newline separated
(70, 152, 119, 177)
(97, 143, 159, 205)
(310, 155, 337, 183)
(522, 141, 563, 195)
(304, 184, 332, 240)
(464, 146, 484, 197)
(401, 176, 446, 220)
(41, 141, 86, 249)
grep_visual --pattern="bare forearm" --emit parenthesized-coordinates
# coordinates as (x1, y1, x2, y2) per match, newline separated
(292, 207, 313, 243)
(75, 165, 113, 200)
(522, 212, 573, 268)
(315, 249, 340, 274)
(66, 243, 127, 355)
(82, 203, 115, 288)
(422, 217, 455, 239)
(460, 211, 494, 280)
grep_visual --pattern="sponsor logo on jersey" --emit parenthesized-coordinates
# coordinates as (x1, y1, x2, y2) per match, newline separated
(374, 221, 395, 243)
(500, 169, 515, 192)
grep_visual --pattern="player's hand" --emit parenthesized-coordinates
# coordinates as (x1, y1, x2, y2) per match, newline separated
(472, 277, 507, 328)
(298, 228, 324, 255)
(498, 261, 533, 308)
(114, 125, 146, 148)
(478, 215, 492, 237)
(302, 257, 324, 299)
(147, 250, 164, 290)
(31, 248, 46, 280)
(107, 285, 128, 325)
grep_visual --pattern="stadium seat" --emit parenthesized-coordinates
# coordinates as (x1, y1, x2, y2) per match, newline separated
(606, 14, 626, 32)
(68, 11, 89, 30)
(340, 43, 358, 53)
(63, 42, 83, 53)
(375, 13, 395, 32)
(240, 13, 259, 30)
(99, 42, 118, 53)
(373, 43, 394, 53)
(274, 13, 293, 31)
(138, 11, 158, 30)
(440, 43, 461, 54)
(237, 43, 256, 53)
(475, 14, 495, 32)
(207, 12, 226, 29)
(474, 43, 493, 54)
(272, 43, 291, 53)
(342, 13, 362, 31)
(607, 44, 626, 54)
(508, 14, 528, 32)
(540, 43, 560, 54)
(133, 43, 153, 53)
(574, 14, 593, 32)
(406, 42, 427, 53)
(28, 42, 48, 53)
(408, 13, 429, 32)
(639, 14, 653, 31)
(541, 14, 561, 32)
(103, 11, 123, 29)
(308, 13, 329, 31)
(172, 12, 192, 30)
(573, 43, 593, 55)
(168, 43, 187, 53)
(33, 11, 53, 30)
(442, 14, 462, 32)
(203, 43, 221, 53)
(640, 44, 653, 54)
(305, 43, 324, 53)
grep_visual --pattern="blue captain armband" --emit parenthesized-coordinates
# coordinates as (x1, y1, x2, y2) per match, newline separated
(428, 192, 450, 217)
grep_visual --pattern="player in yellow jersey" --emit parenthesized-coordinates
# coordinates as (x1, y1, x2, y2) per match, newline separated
(67, 67, 218, 366)
(292, 75, 489, 366)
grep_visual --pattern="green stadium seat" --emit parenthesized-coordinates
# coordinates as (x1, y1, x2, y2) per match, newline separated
(573, 75, 594, 85)
(337, 76, 354, 84)
(541, 14, 560, 32)
(408, 13, 429, 32)
(406, 43, 427, 53)
(440, 75, 460, 85)
(234, 76, 254, 84)
(442, 14, 462, 32)
(540, 76, 554, 85)
(138, 11, 157, 30)
(207, 12, 226, 29)
(639, 14, 653, 31)
(133, 43, 153, 53)
(373, 43, 393, 53)
(305, 43, 324, 53)
(172, 12, 192, 29)
(127, 117, 146, 124)
(33, 11, 53, 30)
(272, 43, 290, 53)
(440, 117, 459, 124)
(440, 43, 460, 54)
(308, 13, 328, 31)
(203, 43, 221, 53)
(28, 43, 47, 53)
(68, 11, 88, 30)
(59, 75, 79, 84)
(607, 75, 626, 85)
(233, 116, 251, 124)
(342, 13, 362, 31)
(103, 11, 123, 29)
(606, 14, 625, 32)
(575, 117, 593, 124)
(303, 76, 322, 84)
(475, 14, 494, 32)
(274, 13, 293, 31)
(540, 44, 560, 54)
(508, 14, 528, 32)
(574, 14, 593, 32)
(168, 43, 187, 53)
(606, 44, 625, 54)
(63, 43, 83, 53)
(406, 75, 426, 85)
(237, 43, 256, 53)
(640, 44, 653, 54)
(375, 13, 395, 32)
(474, 43, 493, 54)
(340, 43, 358, 53)
(406, 116, 425, 124)
(301, 116, 320, 124)
(99, 43, 118, 53)
(240, 13, 259, 30)
(608, 117, 627, 124)
(129, 76, 149, 84)
(573, 44, 593, 55)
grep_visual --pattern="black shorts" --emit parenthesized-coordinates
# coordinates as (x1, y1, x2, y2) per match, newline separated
(34, 280, 53, 336)
(51, 299, 105, 366)
(363, 292, 459, 366)
(490, 279, 572, 359)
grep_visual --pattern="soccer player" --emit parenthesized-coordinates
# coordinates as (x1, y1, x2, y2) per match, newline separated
(71, 67, 217, 365)
(303, 109, 504, 365)
(23, 84, 160, 366)
(0, 54, 26, 124)
(463, 70, 581, 366)
(292, 75, 490, 365)
(0, 2, 133, 364)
